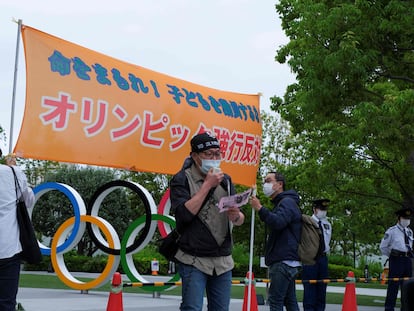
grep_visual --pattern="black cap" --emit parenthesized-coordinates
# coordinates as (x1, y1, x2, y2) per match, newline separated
(190, 132, 220, 153)
(395, 207, 414, 218)
(312, 199, 330, 210)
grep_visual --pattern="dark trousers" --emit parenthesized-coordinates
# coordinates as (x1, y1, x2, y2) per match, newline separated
(0, 254, 21, 311)
(401, 278, 414, 311)
(385, 256, 412, 311)
(302, 255, 329, 311)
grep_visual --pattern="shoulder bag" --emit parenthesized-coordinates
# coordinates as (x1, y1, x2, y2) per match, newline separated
(10, 166, 42, 264)
(158, 228, 181, 262)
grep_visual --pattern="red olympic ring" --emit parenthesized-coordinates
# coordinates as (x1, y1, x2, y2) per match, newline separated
(157, 188, 175, 237)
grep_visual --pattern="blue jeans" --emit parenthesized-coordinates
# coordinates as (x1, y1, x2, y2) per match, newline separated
(302, 255, 329, 311)
(268, 262, 300, 311)
(178, 263, 232, 311)
(0, 254, 21, 311)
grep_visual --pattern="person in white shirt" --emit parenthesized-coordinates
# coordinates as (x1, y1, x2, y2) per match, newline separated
(302, 199, 332, 311)
(380, 207, 413, 311)
(0, 155, 35, 311)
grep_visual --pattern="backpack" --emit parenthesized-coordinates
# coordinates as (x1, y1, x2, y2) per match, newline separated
(297, 214, 321, 265)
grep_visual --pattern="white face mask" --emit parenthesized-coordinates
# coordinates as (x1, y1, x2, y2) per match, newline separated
(316, 210, 327, 219)
(400, 219, 411, 228)
(263, 183, 275, 197)
(200, 159, 221, 174)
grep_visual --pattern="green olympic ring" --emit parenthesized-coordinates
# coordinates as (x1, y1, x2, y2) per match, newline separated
(120, 213, 180, 291)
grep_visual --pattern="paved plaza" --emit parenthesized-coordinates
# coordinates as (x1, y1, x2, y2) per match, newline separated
(16, 272, 388, 310)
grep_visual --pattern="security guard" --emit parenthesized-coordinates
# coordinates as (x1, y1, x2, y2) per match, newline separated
(380, 207, 414, 311)
(302, 199, 332, 311)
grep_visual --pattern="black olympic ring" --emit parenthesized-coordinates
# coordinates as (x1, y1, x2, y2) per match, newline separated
(86, 180, 152, 255)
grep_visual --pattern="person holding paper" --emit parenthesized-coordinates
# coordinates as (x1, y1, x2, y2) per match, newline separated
(250, 171, 301, 311)
(170, 132, 245, 311)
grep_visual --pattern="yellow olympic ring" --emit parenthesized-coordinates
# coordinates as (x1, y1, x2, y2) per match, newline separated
(50, 215, 120, 290)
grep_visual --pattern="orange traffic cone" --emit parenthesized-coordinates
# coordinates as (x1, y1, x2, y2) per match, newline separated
(342, 271, 358, 311)
(242, 271, 258, 311)
(381, 267, 389, 285)
(106, 272, 123, 311)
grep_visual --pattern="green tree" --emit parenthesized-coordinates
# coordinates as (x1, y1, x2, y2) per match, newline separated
(20, 158, 61, 186)
(121, 170, 170, 206)
(272, 0, 414, 254)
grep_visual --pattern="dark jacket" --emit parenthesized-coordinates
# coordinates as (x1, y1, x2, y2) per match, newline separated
(258, 190, 301, 266)
(169, 162, 235, 257)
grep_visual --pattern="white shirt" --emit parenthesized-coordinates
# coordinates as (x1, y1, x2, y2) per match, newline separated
(380, 223, 413, 257)
(0, 164, 35, 259)
(311, 214, 332, 254)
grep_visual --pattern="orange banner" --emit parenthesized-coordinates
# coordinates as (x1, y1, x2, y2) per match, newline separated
(15, 25, 261, 186)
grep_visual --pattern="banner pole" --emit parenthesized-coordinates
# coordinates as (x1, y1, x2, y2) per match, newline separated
(9, 18, 22, 153)
(247, 207, 255, 311)
(247, 107, 260, 311)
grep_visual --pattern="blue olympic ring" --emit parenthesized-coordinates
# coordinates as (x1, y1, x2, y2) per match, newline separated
(33, 182, 86, 255)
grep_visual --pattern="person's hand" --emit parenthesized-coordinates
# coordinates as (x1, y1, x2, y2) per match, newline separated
(204, 167, 223, 188)
(226, 206, 243, 225)
(227, 206, 240, 221)
(5, 154, 17, 166)
(250, 196, 262, 211)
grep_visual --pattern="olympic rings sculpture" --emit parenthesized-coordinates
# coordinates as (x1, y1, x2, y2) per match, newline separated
(32, 180, 178, 291)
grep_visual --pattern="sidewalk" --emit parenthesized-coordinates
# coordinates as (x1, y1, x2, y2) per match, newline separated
(17, 272, 386, 310)
(17, 287, 384, 311)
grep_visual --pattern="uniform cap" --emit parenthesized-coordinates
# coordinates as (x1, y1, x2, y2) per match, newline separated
(190, 132, 220, 152)
(312, 199, 330, 210)
(395, 207, 414, 218)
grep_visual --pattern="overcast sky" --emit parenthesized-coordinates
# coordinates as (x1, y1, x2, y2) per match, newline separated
(0, 0, 295, 153)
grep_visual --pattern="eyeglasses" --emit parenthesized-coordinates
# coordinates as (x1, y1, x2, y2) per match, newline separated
(199, 150, 222, 159)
